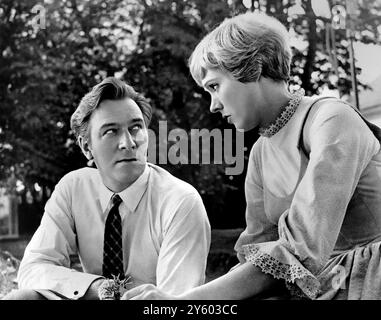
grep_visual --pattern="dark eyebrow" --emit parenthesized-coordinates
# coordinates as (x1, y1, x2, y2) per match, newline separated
(100, 123, 118, 131)
(130, 118, 144, 124)
(99, 118, 144, 131)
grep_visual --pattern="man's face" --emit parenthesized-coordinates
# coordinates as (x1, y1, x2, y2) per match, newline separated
(81, 97, 148, 192)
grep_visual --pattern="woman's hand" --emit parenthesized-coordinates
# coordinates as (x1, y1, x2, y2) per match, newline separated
(121, 284, 178, 300)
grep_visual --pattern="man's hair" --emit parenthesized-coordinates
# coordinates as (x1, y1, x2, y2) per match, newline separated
(70, 77, 152, 140)
(188, 12, 292, 86)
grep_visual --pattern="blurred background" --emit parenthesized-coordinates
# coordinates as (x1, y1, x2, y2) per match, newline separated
(1, 0, 381, 297)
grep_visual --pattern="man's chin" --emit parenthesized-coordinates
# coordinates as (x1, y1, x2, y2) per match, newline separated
(122, 160, 146, 171)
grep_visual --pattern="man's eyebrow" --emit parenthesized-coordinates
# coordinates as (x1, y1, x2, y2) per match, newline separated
(99, 118, 144, 131)
(130, 118, 144, 123)
(100, 122, 118, 130)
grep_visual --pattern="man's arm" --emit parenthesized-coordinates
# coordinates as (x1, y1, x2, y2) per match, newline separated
(80, 278, 105, 300)
(17, 174, 103, 300)
(155, 192, 211, 295)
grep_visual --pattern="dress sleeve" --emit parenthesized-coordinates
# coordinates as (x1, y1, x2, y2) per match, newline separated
(17, 174, 102, 299)
(234, 139, 279, 263)
(155, 192, 211, 295)
(242, 102, 380, 299)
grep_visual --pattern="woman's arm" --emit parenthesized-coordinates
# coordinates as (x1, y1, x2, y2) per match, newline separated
(122, 262, 279, 300)
(180, 262, 278, 300)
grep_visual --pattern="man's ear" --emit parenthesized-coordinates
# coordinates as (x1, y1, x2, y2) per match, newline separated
(78, 136, 93, 160)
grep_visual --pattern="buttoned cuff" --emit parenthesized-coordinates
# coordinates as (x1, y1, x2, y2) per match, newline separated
(64, 271, 104, 299)
(34, 270, 104, 300)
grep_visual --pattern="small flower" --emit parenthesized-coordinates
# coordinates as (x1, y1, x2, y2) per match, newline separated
(98, 274, 132, 300)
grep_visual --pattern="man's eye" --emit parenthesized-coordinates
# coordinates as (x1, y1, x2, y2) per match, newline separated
(130, 124, 142, 132)
(104, 129, 116, 136)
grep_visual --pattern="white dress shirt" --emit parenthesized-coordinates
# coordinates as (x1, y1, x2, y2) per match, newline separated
(17, 163, 211, 299)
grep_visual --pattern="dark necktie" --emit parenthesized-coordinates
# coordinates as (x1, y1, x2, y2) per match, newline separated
(102, 194, 124, 279)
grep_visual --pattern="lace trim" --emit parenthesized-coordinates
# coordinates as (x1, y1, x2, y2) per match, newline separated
(258, 89, 305, 138)
(243, 243, 320, 299)
(285, 282, 312, 300)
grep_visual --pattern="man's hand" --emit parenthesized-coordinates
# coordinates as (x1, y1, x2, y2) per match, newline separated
(81, 278, 105, 300)
(81, 277, 152, 300)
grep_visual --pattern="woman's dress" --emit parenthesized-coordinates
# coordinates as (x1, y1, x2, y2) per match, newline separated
(235, 96, 381, 299)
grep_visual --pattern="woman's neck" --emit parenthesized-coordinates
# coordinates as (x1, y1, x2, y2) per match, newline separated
(257, 79, 292, 129)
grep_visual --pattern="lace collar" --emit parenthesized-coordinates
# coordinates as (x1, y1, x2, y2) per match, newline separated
(258, 89, 305, 138)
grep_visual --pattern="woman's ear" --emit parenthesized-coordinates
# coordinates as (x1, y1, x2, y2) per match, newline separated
(78, 136, 93, 160)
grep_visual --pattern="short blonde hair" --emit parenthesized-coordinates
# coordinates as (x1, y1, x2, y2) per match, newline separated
(189, 12, 292, 86)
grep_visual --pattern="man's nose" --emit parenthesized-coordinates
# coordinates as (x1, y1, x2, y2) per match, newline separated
(210, 97, 223, 113)
(118, 131, 136, 150)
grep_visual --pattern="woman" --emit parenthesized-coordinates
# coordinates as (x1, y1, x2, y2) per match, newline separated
(123, 11, 381, 300)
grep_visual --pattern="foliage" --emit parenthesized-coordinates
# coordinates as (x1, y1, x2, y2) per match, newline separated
(0, 251, 19, 299)
(289, 0, 381, 96)
(1, 0, 381, 229)
(0, 0, 132, 194)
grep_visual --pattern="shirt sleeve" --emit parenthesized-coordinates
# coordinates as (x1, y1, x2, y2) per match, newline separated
(17, 174, 103, 299)
(155, 192, 211, 295)
(241, 102, 380, 299)
(234, 139, 279, 263)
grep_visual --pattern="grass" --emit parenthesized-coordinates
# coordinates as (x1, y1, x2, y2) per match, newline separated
(0, 251, 19, 299)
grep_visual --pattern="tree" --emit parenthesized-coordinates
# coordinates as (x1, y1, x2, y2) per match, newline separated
(0, 0, 134, 196)
(290, 0, 381, 97)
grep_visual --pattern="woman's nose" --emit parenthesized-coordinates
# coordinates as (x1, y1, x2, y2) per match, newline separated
(210, 98, 223, 113)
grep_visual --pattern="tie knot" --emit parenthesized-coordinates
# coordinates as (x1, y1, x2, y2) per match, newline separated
(111, 194, 122, 207)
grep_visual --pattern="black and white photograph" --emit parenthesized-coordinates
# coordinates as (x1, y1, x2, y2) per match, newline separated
(1, 0, 381, 309)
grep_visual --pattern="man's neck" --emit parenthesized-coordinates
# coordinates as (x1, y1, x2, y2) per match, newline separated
(102, 165, 146, 193)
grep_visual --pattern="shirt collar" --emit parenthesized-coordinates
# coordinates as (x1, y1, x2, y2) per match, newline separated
(99, 164, 150, 213)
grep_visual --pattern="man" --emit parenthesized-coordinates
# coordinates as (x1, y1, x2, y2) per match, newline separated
(4, 77, 211, 300)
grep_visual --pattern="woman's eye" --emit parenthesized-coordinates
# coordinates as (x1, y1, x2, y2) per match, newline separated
(209, 83, 218, 91)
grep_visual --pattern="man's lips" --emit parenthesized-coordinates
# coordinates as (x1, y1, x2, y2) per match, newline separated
(116, 158, 137, 163)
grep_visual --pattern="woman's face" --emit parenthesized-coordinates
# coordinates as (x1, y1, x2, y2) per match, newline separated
(201, 68, 261, 131)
